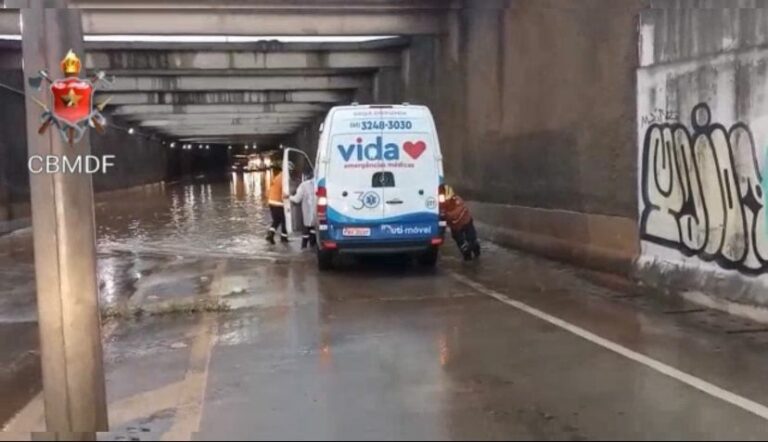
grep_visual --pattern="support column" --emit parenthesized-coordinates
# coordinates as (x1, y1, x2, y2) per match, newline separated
(21, 4, 109, 438)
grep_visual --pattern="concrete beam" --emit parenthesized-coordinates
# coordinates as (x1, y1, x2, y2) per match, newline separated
(175, 136, 280, 142)
(178, 139, 283, 145)
(162, 124, 301, 133)
(86, 49, 401, 72)
(110, 103, 330, 116)
(82, 10, 444, 35)
(139, 117, 313, 127)
(120, 112, 320, 122)
(83, 38, 411, 52)
(103, 90, 352, 105)
(71, 0, 451, 10)
(0, 9, 444, 35)
(91, 68, 375, 77)
(108, 75, 369, 92)
(158, 122, 303, 134)
(0, 38, 409, 56)
(164, 127, 300, 136)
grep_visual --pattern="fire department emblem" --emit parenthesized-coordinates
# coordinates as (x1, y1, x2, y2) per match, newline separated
(28, 49, 114, 145)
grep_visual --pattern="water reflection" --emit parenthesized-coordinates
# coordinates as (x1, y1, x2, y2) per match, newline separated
(95, 173, 277, 260)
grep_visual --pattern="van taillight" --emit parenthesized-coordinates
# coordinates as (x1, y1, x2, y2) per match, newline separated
(317, 186, 328, 222)
(438, 184, 446, 217)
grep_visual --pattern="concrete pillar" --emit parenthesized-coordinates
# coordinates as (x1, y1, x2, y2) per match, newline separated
(400, 47, 411, 99)
(21, 4, 109, 439)
(0, 129, 8, 222)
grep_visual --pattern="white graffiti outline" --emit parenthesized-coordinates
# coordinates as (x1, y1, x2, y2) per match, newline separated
(640, 103, 767, 274)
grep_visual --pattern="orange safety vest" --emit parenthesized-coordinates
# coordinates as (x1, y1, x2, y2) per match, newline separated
(268, 172, 284, 206)
(443, 195, 472, 231)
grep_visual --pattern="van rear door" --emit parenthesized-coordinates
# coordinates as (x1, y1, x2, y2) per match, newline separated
(325, 107, 385, 238)
(378, 109, 440, 240)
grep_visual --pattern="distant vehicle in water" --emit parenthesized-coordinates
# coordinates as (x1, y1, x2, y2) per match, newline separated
(307, 104, 446, 270)
(231, 155, 249, 172)
(246, 154, 265, 172)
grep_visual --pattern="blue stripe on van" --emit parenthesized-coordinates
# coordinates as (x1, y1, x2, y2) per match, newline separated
(327, 207, 438, 225)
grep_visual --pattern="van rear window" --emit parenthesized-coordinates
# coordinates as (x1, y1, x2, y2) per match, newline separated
(372, 172, 395, 188)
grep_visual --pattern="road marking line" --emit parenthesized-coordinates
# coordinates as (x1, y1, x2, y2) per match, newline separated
(448, 271, 768, 422)
(109, 380, 184, 428)
(1, 393, 43, 433)
(161, 260, 225, 441)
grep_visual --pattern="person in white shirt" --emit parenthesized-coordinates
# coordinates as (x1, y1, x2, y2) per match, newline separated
(290, 177, 317, 249)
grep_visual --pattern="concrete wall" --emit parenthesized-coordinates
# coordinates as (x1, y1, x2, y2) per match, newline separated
(635, 6, 768, 307)
(0, 51, 30, 229)
(90, 117, 170, 192)
(400, 0, 644, 273)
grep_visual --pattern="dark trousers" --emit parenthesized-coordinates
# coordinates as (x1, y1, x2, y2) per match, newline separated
(451, 219, 478, 256)
(302, 225, 317, 248)
(269, 205, 287, 238)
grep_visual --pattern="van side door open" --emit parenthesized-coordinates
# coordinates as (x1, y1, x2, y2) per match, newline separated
(282, 147, 314, 235)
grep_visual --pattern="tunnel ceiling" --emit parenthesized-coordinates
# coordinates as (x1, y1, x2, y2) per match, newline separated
(91, 38, 412, 145)
(1, 0, 455, 146)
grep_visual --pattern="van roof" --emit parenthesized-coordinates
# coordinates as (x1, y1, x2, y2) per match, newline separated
(327, 104, 433, 120)
(331, 104, 428, 111)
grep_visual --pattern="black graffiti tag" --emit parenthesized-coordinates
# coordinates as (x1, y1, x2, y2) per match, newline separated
(641, 108, 680, 126)
(640, 103, 768, 273)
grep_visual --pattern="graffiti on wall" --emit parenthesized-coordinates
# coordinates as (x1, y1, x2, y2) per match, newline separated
(640, 103, 767, 274)
(641, 108, 680, 126)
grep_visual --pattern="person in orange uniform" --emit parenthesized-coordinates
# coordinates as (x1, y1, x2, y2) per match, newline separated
(442, 185, 481, 260)
(266, 165, 289, 244)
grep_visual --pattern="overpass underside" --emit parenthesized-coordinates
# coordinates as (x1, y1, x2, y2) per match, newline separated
(1, 0, 457, 149)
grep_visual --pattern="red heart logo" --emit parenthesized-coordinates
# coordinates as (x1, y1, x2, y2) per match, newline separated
(403, 141, 426, 160)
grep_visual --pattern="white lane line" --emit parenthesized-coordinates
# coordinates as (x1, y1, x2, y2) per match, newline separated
(448, 271, 768, 422)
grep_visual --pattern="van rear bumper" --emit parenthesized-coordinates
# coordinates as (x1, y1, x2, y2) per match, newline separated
(330, 240, 439, 255)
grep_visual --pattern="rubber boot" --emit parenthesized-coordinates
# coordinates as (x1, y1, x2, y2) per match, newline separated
(460, 242, 473, 261)
(266, 229, 276, 245)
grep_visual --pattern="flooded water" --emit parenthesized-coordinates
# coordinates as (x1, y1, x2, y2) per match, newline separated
(0, 172, 290, 426)
(94, 172, 305, 311)
(98, 172, 278, 259)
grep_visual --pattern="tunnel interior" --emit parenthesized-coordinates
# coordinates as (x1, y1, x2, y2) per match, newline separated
(1, 0, 650, 270)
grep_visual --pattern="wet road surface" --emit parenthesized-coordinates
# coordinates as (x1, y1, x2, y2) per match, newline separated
(2, 173, 768, 440)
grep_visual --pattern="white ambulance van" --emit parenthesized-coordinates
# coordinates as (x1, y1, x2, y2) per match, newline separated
(313, 104, 446, 270)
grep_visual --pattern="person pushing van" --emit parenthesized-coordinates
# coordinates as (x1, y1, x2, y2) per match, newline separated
(266, 164, 290, 244)
(442, 185, 481, 261)
(290, 176, 317, 249)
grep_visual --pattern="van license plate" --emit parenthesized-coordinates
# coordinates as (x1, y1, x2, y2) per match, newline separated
(343, 227, 371, 237)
